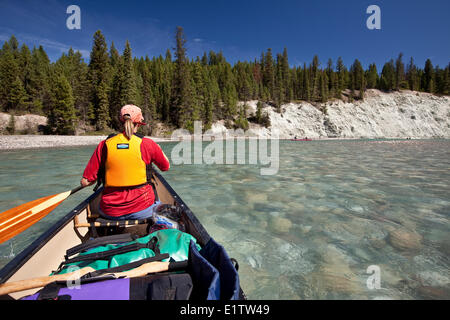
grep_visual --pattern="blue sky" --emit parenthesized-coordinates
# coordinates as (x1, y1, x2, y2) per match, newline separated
(0, 0, 449, 69)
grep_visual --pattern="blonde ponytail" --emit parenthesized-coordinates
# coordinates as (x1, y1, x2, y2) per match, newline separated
(123, 115, 135, 140)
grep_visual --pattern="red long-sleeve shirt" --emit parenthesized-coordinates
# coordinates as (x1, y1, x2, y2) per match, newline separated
(83, 136, 170, 217)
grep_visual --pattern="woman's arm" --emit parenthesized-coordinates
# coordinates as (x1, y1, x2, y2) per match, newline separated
(141, 138, 170, 171)
(80, 140, 106, 185)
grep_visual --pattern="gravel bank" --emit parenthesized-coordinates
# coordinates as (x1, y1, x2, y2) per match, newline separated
(0, 135, 174, 150)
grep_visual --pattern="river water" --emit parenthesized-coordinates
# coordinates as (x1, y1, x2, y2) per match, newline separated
(0, 139, 449, 299)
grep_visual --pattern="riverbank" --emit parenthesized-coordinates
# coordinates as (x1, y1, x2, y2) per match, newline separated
(1, 90, 449, 149)
(209, 89, 450, 139)
(0, 135, 175, 150)
(0, 134, 440, 151)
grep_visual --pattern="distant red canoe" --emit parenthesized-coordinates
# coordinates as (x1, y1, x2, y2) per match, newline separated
(290, 139, 312, 141)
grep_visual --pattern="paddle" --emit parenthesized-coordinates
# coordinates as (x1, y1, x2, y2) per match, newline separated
(0, 260, 187, 296)
(0, 185, 85, 244)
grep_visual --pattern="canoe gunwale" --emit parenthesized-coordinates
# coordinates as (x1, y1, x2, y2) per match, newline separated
(0, 189, 101, 284)
(153, 170, 211, 247)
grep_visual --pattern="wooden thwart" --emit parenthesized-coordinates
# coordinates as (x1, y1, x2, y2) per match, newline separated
(74, 218, 152, 228)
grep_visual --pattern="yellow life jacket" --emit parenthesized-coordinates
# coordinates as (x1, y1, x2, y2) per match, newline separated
(104, 133, 147, 187)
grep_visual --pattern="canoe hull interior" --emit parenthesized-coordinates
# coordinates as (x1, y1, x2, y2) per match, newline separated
(0, 171, 216, 300)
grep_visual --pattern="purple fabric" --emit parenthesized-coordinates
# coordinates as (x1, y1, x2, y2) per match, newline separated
(22, 278, 130, 300)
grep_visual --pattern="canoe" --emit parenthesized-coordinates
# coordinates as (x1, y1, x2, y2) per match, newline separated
(290, 138, 312, 141)
(0, 169, 245, 300)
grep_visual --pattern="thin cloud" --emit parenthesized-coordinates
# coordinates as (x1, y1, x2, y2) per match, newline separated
(0, 28, 90, 59)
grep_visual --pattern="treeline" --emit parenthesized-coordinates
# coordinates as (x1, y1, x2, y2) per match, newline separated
(0, 28, 449, 134)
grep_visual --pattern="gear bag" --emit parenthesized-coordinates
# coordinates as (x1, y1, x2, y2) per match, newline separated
(56, 229, 201, 274)
(22, 273, 193, 300)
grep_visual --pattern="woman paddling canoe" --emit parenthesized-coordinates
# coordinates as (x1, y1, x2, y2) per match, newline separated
(80, 104, 170, 220)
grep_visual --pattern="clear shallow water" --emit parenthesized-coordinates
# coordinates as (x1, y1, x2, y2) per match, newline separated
(0, 139, 449, 299)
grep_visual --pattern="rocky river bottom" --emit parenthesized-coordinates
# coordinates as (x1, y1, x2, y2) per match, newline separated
(0, 139, 449, 299)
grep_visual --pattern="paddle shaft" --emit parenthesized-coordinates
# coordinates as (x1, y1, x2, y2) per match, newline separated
(70, 185, 84, 195)
(0, 260, 183, 296)
(0, 266, 95, 296)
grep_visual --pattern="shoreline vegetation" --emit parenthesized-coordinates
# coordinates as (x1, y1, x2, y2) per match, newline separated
(0, 28, 449, 138)
(2, 87, 449, 146)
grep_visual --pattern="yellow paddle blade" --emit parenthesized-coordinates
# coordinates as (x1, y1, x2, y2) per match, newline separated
(0, 190, 72, 244)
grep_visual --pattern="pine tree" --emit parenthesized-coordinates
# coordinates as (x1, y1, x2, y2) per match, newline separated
(88, 30, 110, 129)
(8, 76, 28, 111)
(443, 64, 450, 95)
(220, 62, 238, 119)
(234, 106, 249, 130)
(350, 59, 365, 99)
(55, 49, 89, 124)
(406, 57, 419, 91)
(380, 60, 395, 91)
(423, 59, 435, 93)
(326, 58, 337, 98)
(109, 42, 120, 70)
(18, 44, 32, 94)
(159, 55, 173, 122)
(302, 63, 311, 101)
(336, 57, 346, 97)
(120, 40, 138, 106)
(319, 72, 328, 103)
(27, 45, 51, 115)
(263, 49, 275, 100)
(49, 74, 77, 134)
(200, 52, 208, 66)
(171, 26, 193, 128)
(186, 61, 204, 131)
(366, 63, 379, 89)
(140, 61, 156, 131)
(8, 35, 19, 57)
(0, 41, 19, 111)
(434, 66, 446, 95)
(234, 62, 252, 101)
(202, 68, 218, 130)
(255, 101, 270, 127)
(256, 101, 263, 123)
(310, 55, 320, 101)
(88, 31, 109, 86)
(71, 51, 90, 124)
(273, 53, 285, 111)
(281, 48, 291, 102)
(395, 53, 405, 90)
(294, 66, 303, 100)
(6, 113, 15, 134)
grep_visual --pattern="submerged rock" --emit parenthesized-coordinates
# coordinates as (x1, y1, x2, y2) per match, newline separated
(369, 238, 387, 249)
(245, 192, 268, 204)
(417, 285, 450, 300)
(306, 244, 364, 297)
(417, 271, 450, 288)
(388, 228, 423, 251)
(309, 258, 363, 295)
(269, 216, 292, 234)
(299, 224, 312, 233)
(258, 220, 268, 230)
